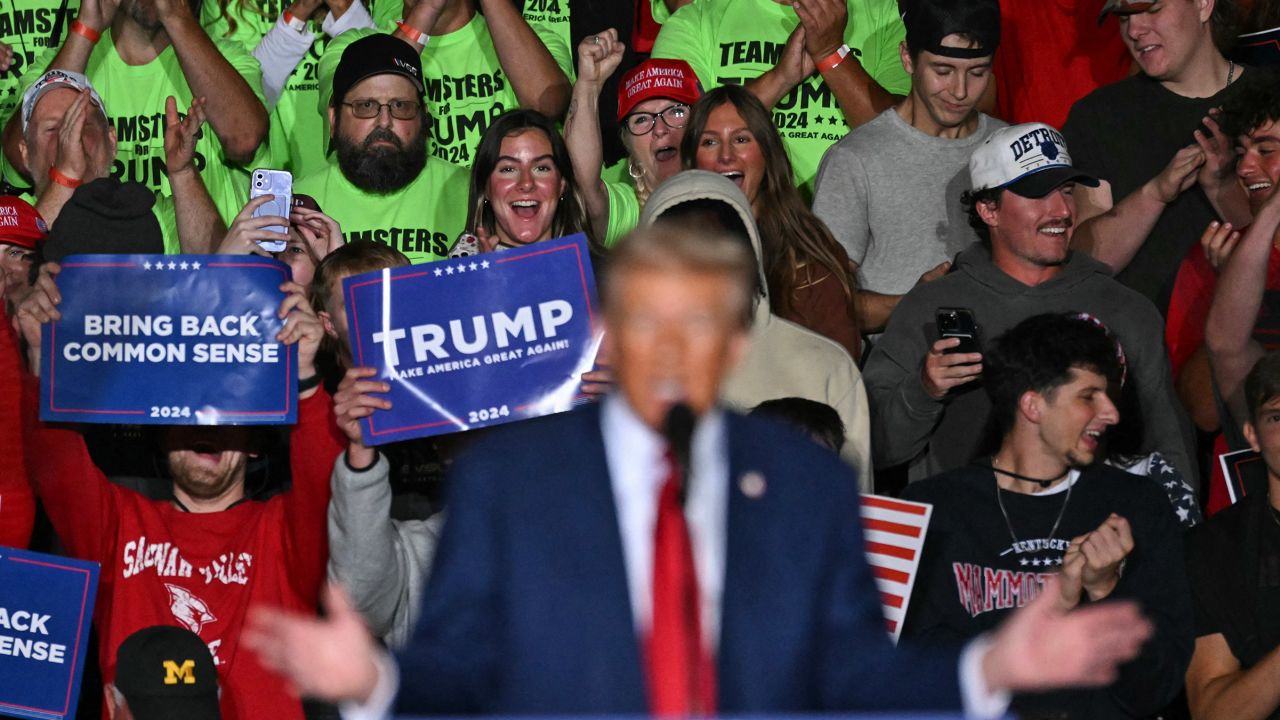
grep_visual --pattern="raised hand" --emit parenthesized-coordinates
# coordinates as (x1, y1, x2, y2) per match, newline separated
(164, 95, 206, 177)
(793, 0, 847, 59)
(1150, 145, 1205, 204)
(52, 91, 90, 185)
(576, 28, 625, 87)
(1194, 110, 1234, 193)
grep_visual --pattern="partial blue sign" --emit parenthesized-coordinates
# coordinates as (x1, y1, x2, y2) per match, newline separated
(344, 234, 601, 445)
(0, 547, 99, 720)
(41, 255, 298, 425)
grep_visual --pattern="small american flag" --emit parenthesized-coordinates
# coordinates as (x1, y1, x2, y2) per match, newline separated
(860, 494, 932, 643)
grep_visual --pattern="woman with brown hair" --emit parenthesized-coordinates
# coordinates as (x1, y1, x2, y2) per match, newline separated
(682, 84, 860, 359)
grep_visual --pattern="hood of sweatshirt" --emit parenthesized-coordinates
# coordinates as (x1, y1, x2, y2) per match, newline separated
(638, 170, 772, 326)
(952, 242, 1116, 297)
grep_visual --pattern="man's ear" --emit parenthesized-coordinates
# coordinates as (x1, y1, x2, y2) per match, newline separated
(1244, 421, 1261, 453)
(328, 106, 337, 139)
(975, 198, 1000, 228)
(17, 135, 28, 178)
(318, 310, 337, 339)
(106, 122, 118, 158)
(899, 41, 913, 75)
(1019, 390, 1044, 425)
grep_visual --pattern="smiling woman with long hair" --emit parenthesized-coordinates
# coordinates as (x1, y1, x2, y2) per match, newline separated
(467, 110, 594, 252)
(683, 85, 860, 359)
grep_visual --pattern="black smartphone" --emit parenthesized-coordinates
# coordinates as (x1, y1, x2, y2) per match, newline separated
(936, 307, 980, 355)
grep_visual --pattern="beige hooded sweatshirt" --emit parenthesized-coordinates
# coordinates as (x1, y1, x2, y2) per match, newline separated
(639, 171, 872, 489)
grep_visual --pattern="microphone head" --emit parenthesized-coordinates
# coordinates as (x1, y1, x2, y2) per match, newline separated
(663, 403, 696, 453)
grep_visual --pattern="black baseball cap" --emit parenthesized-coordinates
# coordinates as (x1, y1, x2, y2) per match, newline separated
(331, 33, 425, 106)
(903, 0, 1001, 59)
(114, 625, 220, 720)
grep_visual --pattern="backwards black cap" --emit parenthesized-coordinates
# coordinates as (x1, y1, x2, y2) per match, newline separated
(331, 33, 425, 107)
(903, 0, 1001, 59)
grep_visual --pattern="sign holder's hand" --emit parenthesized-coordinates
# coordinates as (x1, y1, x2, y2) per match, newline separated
(276, 281, 323, 388)
(333, 366, 391, 468)
(14, 262, 61, 373)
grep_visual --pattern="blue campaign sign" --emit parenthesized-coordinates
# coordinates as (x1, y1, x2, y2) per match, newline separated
(344, 234, 601, 445)
(41, 254, 298, 425)
(0, 547, 99, 720)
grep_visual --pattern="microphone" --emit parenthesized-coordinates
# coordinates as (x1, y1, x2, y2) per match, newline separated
(663, 403, 696, 505)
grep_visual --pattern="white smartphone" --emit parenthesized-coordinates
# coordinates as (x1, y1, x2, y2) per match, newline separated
(250, 168, 293, 253)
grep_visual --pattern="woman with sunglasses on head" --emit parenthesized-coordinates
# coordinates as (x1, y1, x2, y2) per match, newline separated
(685, 84, 860, 360)
(564, 29, 701, 246)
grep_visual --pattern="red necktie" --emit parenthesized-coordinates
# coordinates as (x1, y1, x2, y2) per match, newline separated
(648, 449, 716, 715)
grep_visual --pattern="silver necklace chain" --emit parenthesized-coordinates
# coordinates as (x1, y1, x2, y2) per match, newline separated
(994, 471, 1074, 548)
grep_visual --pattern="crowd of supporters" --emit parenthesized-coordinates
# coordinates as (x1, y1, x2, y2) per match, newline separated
(4, 0, 1280, 716)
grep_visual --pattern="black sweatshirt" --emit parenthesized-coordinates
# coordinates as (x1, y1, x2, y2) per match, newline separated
(903, 463, 1193, 719)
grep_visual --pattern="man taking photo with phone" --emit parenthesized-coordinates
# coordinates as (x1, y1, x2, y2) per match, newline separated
(862, 122, 1195, 487)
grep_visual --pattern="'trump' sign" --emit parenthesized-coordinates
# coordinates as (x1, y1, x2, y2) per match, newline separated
(344, 234, 600, 445)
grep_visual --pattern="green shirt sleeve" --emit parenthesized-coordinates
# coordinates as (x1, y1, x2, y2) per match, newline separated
(604, 180, 639, 248)
(650, 3, 717, 90)
(855, 0, 910, 96)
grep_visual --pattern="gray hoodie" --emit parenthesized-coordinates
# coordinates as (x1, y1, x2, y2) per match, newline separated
(639, 171, 873, 488)
(862, 243, 1196, 486)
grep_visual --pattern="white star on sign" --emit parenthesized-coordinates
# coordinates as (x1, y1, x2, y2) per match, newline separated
(446, 266, 454, 275)
(179, 261, 189, 270)
(168, 261, 177, 270)
(1019, 558, 1029, 566)
(191, 261, 200, 270)
(434, 268, 443, 277)
(143, 261, 152, 270)
(469, 262, 478, 271)
(455, 264, 466, 273)
(480, 260, 490, 269)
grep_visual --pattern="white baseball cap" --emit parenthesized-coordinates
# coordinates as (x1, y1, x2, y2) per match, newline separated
(21, 69, 108, 133)
(969, 122, 1099, 198)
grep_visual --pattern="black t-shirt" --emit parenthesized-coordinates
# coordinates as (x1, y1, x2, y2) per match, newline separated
(1062, 72, 1247, 314)
(904, 463, 1193, 719)
(1187, 491, 1280, 720)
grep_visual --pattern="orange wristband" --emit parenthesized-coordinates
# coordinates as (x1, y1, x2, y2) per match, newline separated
(817, 44, 851, 74)
(70, 20, 101, 43)
(396, 20, 428, 46)
(282, 10, 306, 30)
(49, 167, 82, 189)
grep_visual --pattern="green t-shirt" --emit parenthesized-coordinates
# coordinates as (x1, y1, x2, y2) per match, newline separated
(603, 178, 638, 247)
(651, 0, 909, 195)
(520, 0, 573, 82)
(81, 29, 268, 223)
(322, 15, 531, 168)
(0, 0, 80, 124)
(294, 156, 469, 264)
(202, 0, 403, 178)
(419, 13, 523, 167)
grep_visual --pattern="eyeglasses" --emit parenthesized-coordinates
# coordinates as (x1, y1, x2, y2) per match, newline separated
(622, 103, 689, 136)
(342, 98, 421, 120)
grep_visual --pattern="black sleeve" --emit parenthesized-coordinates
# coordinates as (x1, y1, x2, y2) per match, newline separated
(1104, 478, 1195, 716)
(1060, 94, 1107, 180)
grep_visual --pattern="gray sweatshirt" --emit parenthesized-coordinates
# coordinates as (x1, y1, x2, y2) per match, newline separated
(328, 453, 444, 649)
(862, 244, 1197, 487)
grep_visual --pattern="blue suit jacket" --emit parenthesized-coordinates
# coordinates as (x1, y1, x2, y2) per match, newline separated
(394, 404, 963, 714)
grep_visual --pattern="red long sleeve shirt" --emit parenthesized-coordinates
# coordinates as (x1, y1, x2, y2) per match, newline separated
(16, 329, 343, 719)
